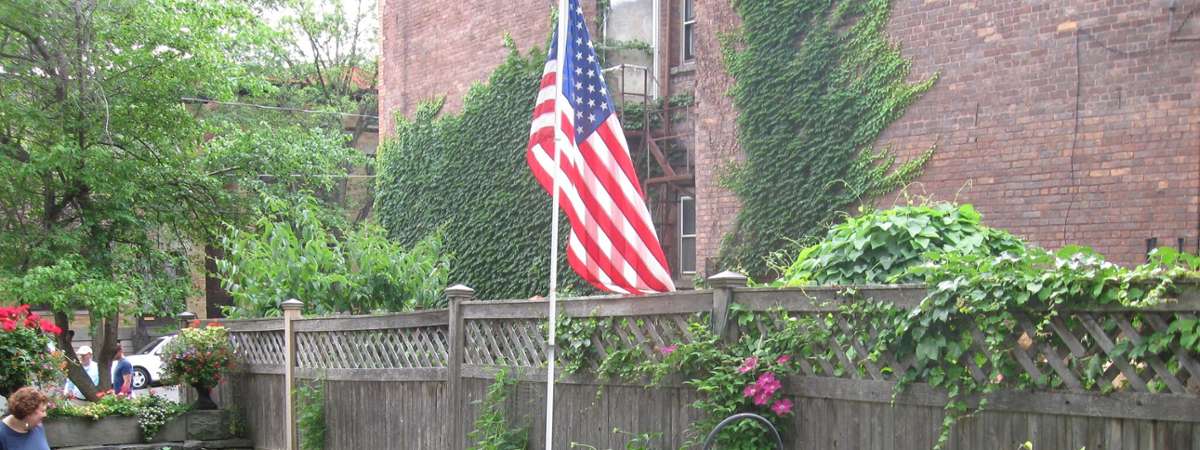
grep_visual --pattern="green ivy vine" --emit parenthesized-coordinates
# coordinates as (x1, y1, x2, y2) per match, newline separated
(375, 40, 590, 299)
(717, 0, 938, 278)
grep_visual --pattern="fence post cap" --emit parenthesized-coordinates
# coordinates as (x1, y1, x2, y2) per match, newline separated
(176, 311, 197, 321)
(444, 284, 476, 298)
(707, 271, 749, 288)
(280, 299, 305, 311)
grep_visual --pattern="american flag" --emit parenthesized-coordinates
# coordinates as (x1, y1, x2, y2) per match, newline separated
(526, 0, 675, 294)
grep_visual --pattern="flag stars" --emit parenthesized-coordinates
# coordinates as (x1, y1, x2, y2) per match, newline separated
(574, 81, 582, 90)
(587, 84, 595, 93)
(588, 113, 596, 122)
(600, 103, 608, 111)
(587, 98, 595, 107)
(576, 52, 582, 60)
(586, 54, 595, 63)
(586, 69, 594, 78)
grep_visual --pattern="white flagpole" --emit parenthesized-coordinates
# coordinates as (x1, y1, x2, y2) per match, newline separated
(546, 0, 569, 448)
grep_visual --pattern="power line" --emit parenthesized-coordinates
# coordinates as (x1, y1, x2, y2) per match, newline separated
(180, 97, 379, 119)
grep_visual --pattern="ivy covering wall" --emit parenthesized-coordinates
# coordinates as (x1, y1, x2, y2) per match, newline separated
(716, 0, 938, 277)
(375, 42, 588, 300)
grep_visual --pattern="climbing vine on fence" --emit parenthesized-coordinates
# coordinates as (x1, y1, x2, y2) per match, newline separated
(717, 0, 938, 278)
(375, 40, 589, 300)
(548, 204, 1200, 450)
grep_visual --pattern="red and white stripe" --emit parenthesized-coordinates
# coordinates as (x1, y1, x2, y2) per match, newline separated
(527, 60, 676, 294)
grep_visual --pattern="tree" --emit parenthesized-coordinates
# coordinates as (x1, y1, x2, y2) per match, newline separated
(0, 0, 357, 400)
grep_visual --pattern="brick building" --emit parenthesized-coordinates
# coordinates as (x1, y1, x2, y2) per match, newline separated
(379, 0, 1200, 284)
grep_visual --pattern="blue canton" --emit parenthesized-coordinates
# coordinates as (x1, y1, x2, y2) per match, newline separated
(547, 0, 616, 142)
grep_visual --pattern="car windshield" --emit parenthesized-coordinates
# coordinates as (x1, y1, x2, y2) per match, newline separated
(135, 337, 166, 355)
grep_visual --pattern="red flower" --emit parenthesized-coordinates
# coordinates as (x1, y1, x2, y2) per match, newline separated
(189, 319, 201, 328)
(207, 321, 222, 328)
(2, 320, 15, 332)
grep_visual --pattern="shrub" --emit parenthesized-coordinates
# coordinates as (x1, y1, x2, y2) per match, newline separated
(775, 203, 1025, 286)
(216, 197, 451, 318)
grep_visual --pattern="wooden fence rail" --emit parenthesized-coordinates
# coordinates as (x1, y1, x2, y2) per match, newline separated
(212, 273, 1200, 450)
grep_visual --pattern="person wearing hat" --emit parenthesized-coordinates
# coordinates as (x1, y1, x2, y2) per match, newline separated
(62, 346, 99, 400)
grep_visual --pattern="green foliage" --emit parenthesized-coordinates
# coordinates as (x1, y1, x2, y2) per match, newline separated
(717, 0, 937, 278)
(296, 380, 327, 450)
(0, 0, 363, 400)
(375, 43, 589, 300)
(160, 325, 235, 389)
(467, 368, 528, 450)
(50, 393, 190, 441)
(775, 203, 1025, 286)
(215, 197, 450, 318)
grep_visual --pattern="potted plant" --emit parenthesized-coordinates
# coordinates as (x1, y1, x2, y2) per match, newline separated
(160, 321, 235, 410)
(0, 304, 63, 397)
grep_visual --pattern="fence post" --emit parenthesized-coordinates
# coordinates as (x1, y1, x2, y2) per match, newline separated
(445, 284, 475, 450)
(707, 271, 749, 342)
(281, 299, 303, 450)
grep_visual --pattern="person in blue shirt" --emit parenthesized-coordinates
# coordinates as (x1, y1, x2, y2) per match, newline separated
(112, 347, 132, 395)
(0, 387, 51, 450)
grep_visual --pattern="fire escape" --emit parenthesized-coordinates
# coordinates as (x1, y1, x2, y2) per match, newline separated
(605, 64, 696, 281)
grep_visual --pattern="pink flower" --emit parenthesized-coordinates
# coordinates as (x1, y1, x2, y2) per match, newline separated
(738, 356, 759, 374)
(658, 344, 677, 356)
(770, 399, 793, 416)
(743, 384, 758, 398)
(776, 355, 791, 365)
(753, 390, 771, 405)
(755, 371, 781, 396)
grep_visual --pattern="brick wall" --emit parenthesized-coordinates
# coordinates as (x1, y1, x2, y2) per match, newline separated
(380, 0, 1200, 274)
(692, 0, 1200, 270)
(378, 0, 595, 135)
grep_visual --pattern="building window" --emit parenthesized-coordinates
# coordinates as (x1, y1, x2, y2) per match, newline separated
(680, 196, 696, 274)
(682, 0, 695, 63)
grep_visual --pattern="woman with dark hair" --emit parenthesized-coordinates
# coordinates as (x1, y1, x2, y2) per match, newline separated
(0, 387, 51, 450)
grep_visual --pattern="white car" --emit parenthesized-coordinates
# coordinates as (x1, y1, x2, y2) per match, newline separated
(124, 335, 175, 390)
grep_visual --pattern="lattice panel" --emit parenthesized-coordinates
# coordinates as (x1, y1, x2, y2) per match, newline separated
(230, 330, 286, 366)
(295, 326, 449, 369)
(464, 319, 547, 367)
(581, 314, 699, 367)
(750, 310, 1200, 395)
(463, 314, 698, 369)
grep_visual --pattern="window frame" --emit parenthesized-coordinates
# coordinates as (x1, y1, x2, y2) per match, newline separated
(681, 0, 696, 63)
(679, 195, 696, 275)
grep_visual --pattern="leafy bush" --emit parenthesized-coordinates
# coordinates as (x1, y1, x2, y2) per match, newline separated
(776, 203, 1025, 286)
(467, 368, 528, 450)
(0, 305, 62, 396)
(216, 197, 450, 317)
(160, 324, 235, 389)
(50, 393, 190, 440)
(375, 40, 590, 300)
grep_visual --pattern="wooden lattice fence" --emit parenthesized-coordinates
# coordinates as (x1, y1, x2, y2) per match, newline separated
(216, 279, 1200, 450)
